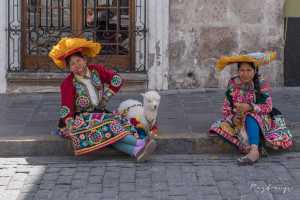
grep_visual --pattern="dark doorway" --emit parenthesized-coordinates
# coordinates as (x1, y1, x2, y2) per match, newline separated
(284, 17, 300, 86)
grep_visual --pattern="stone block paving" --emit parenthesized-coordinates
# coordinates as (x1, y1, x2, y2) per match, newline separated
(0, 153, 300, 200)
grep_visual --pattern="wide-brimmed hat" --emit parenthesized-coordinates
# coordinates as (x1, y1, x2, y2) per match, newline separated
(216, 51, 277, 71)
(49, 37, 102, 69)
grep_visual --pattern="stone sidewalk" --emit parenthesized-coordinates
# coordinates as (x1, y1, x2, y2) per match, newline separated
(0, 88, 300, 156)
(1, 154, 300, 200)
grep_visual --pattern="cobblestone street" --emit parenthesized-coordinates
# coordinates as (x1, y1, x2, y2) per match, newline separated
(0, 154, 300, 200)
(1, 0, 300, 200)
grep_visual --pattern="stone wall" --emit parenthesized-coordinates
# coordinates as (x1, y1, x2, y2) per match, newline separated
(168, 0, 285, 89)
(0, 0, 7, 93)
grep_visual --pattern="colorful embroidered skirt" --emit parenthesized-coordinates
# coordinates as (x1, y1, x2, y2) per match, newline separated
(68, 113, 138, 155)
(209, 114, 293, 151)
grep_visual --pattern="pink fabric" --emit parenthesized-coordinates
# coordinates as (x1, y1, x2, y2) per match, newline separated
(209, 76, 293, 150)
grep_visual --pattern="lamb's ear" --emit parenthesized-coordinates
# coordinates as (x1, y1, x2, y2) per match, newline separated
(140, 93, 145, 97)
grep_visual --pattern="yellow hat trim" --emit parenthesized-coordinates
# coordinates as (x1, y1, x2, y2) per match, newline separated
(216, 51, 277, 72)
(49, 37, 102, 69)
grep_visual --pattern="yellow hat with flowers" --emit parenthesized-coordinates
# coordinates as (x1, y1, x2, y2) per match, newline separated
(49, 37, 102, 69)
(216, 51, 277, 72)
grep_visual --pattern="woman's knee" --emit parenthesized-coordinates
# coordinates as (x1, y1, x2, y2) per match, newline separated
(245, 115, 260, 131)
(245, 115, 257, 124)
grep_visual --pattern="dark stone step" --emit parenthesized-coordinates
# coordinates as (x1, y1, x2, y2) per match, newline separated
(7, 72, 147, 93)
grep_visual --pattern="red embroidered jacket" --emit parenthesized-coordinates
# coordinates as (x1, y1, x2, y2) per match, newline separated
(59, 64, 123, 128)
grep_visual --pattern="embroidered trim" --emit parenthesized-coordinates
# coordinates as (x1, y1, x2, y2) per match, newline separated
(74, 76, 94, 107)
(111, 75, 122, 87)
(103, 89, 115, 101)
(91, 69, 102, 87)
(74, 82, 84, 91)
(110, 121, 125, 133)
(65, 117, 74, 129)
(209, 127, 241, 149)
(73, 116, 86, 130)
(74, 131, 130, 156)
(76, 96, 90, 108)
(59, 106, 70, 118)
(105, 132, 112, 139)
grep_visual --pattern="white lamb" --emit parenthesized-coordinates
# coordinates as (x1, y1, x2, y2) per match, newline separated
(117, 91, 161, 133)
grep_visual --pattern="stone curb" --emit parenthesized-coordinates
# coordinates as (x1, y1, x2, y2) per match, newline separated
(0, 128, 298, 157)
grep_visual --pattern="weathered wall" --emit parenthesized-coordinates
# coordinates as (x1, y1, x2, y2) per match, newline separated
(0, 0, 7, 93)
(147, 0, 169, 90)
(169, 0, 285, 89)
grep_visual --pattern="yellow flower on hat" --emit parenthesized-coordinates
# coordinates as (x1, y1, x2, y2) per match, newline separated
(48, 37, 102, 69)
(216, 51, 277, 72)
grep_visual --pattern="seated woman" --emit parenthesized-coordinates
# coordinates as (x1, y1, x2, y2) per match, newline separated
(209, 51, 293, 165)
(49, 37, 156, 161)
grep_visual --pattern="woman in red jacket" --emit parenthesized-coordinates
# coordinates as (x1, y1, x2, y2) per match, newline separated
(49, 37, 156, 161)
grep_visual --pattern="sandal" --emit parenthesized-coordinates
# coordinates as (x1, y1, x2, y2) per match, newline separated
(237, 156, 258, 166)
(136, 139, 157, 162)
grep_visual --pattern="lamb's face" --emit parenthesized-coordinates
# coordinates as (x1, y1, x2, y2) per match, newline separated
(142, 91, 161, 111)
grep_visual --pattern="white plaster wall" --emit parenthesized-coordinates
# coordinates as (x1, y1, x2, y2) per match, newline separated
(147, 0, 169, 90)
(0, 0, 7, 93)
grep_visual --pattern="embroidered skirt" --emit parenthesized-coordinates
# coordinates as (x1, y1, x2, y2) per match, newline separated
(209, 113, 293, 152)
(67, 113, 138, 155)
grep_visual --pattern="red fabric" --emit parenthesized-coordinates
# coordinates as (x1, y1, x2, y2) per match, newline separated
(150, 124, 158, 136)
(60, 73, 76, 123)
(60, 64, 123, 125)
(130, 118, 140, 127)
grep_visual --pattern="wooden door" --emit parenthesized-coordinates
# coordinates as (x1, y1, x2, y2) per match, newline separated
(21, 0, 135, 72)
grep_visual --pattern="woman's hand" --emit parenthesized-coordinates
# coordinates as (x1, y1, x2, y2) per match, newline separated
(232, 115, 242, 126)
(62, 128, 72, 137)
(99, 98, 108, 110)
(234, 103, 252, 113)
